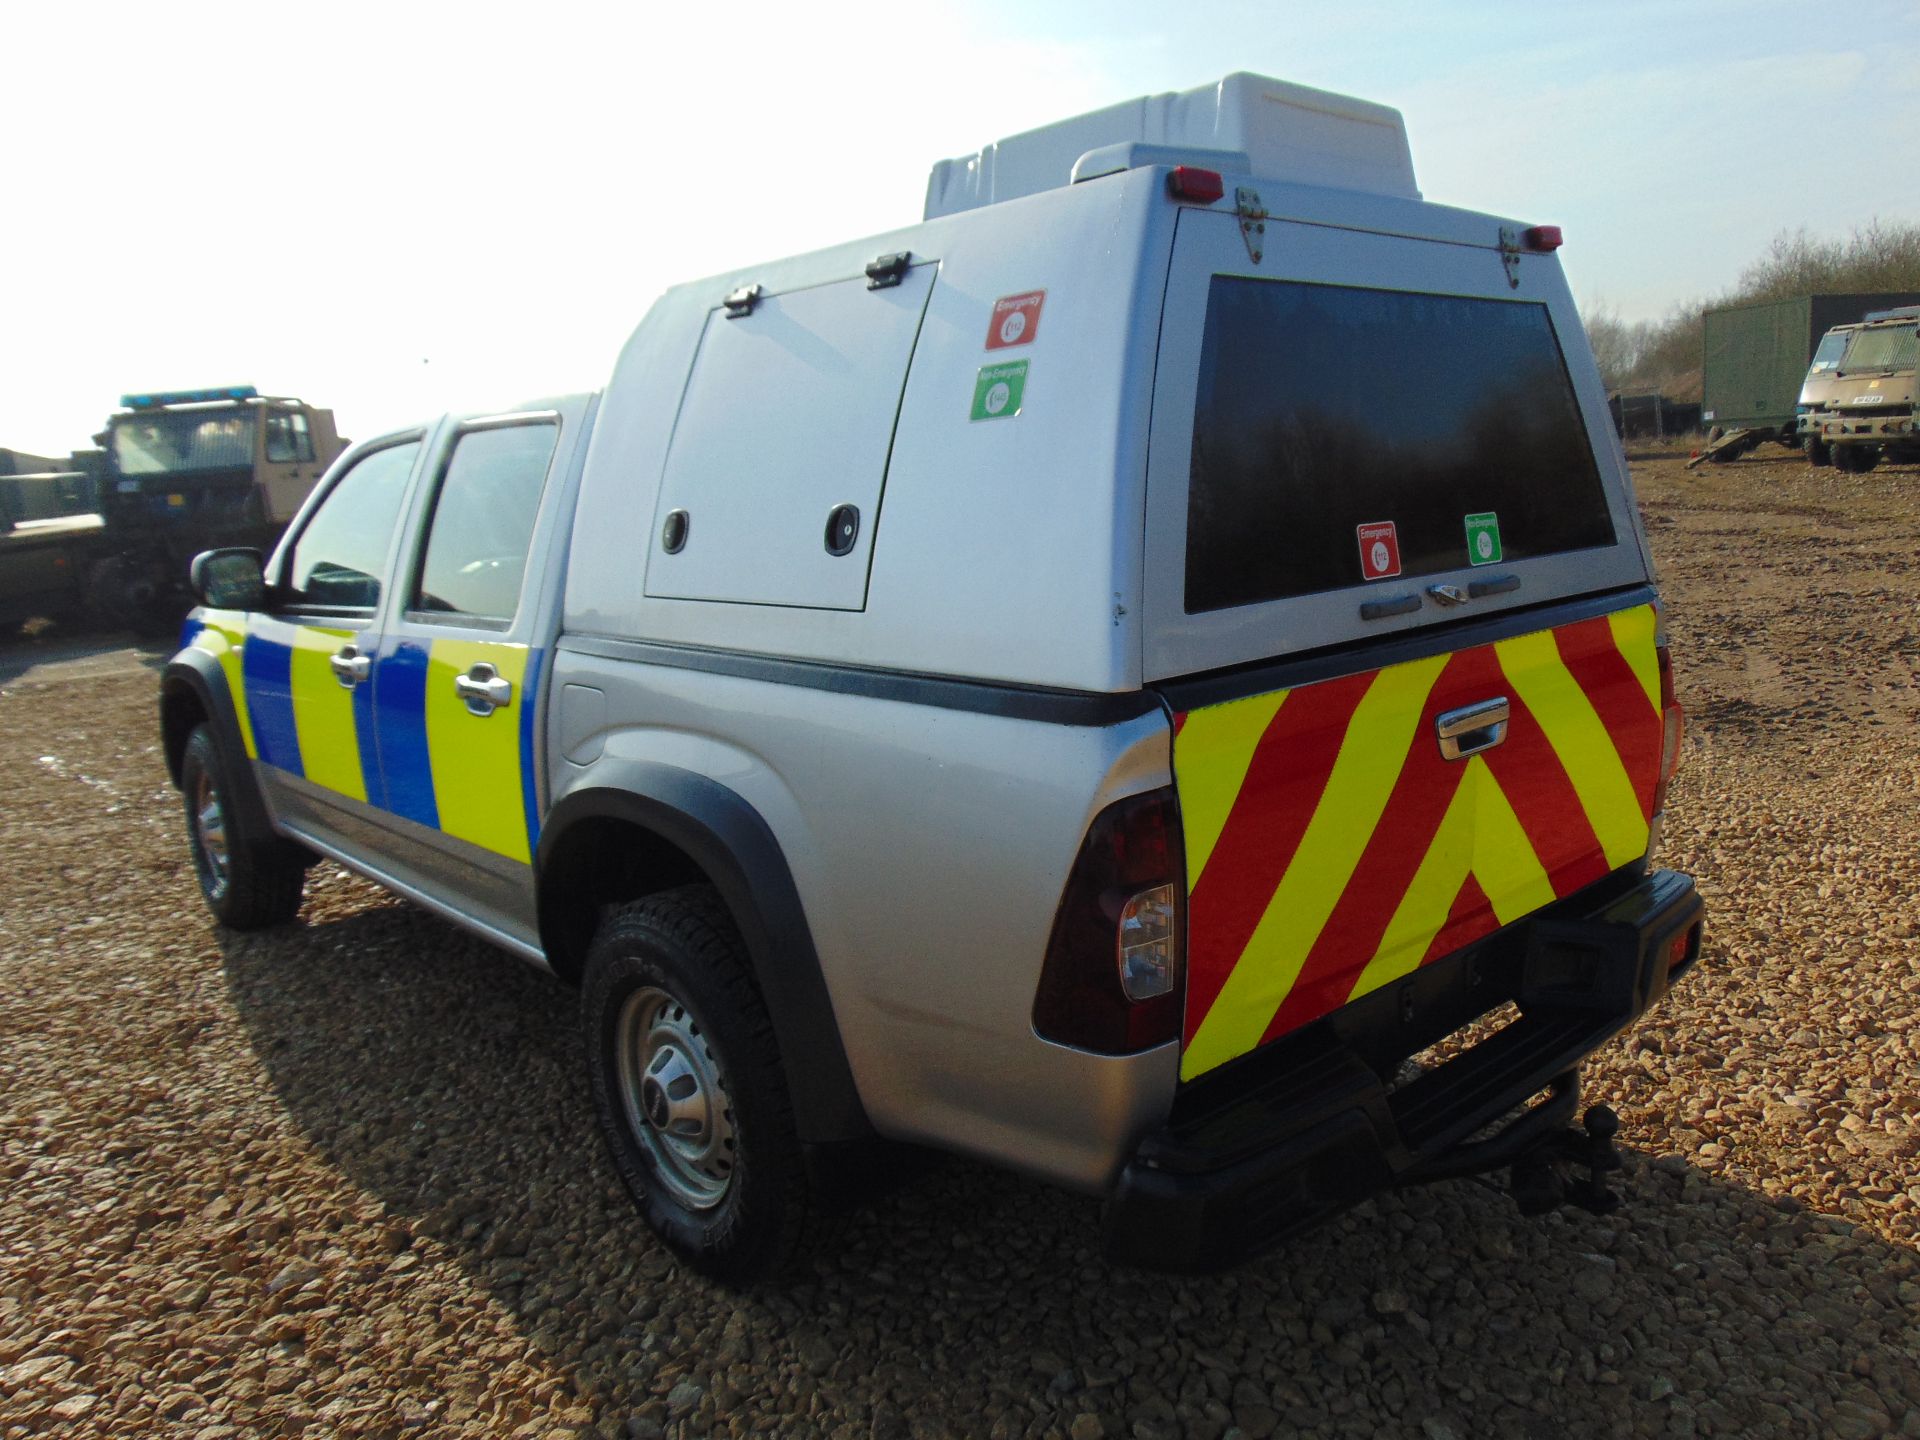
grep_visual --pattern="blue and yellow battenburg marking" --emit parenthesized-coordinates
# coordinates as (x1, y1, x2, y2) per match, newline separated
(181, 614, 544, 863)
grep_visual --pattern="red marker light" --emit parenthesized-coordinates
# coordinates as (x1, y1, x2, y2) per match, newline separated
(1524, 225, 1564, 252)
(1167, 167, 1225, 204)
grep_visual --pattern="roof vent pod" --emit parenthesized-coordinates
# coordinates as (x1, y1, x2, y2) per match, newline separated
(1068, 143, 1251, 187)
(924, 72, 1420, 220)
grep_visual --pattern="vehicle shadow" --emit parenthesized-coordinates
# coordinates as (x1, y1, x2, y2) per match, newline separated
(218, 904, 1919, 1440)
(0, 629, 171, 686)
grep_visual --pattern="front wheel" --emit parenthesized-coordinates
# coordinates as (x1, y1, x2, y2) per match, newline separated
(1806, 434, 1831, 466)
(583, 886, 826, 1282)
(180, 724, 306, 928)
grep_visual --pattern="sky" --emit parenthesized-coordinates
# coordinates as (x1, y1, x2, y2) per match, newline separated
(5, 0, 1917, 455)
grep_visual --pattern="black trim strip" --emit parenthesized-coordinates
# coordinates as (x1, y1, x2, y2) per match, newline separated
(1156, 583, 1658, 712)
(556, 634, 1166, 728)
(1359, 593, 1421, 621)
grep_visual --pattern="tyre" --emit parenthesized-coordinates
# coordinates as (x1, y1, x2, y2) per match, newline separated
(1806, 434, 1831, 467)
(583, 885, 825, 1282)
(180, 724, 306, 928)
(1833, 445, 1880, 474)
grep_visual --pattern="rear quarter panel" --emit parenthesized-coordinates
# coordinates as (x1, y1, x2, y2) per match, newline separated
(548, 649, 1180, 1189)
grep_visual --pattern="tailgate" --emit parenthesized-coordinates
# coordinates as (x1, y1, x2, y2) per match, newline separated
(1172, 602, 1663, 1082)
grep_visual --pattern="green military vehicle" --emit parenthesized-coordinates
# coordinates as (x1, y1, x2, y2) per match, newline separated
(0, 387, 345, 632)
(1699, 292, 1920, 462)
(1804, 306, 1920, 473)
(1796, 321, 1864, 465)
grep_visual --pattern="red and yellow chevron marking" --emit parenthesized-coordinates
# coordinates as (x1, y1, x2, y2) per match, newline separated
(1174, 603, 1662, 1081)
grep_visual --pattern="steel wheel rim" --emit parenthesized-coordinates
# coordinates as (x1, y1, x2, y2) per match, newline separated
(615, 986, 737, 1210)
(191, 767, 231, 901)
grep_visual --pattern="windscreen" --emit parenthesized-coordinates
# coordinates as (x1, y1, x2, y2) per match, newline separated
(1840, 325, 1919, 375)
(1185, 277, 1616, 614)
(110, 409, 254, 476)
(1809, 329, 1852, 373)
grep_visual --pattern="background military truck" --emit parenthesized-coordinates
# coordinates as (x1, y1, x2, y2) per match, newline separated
(1807, 305, 1920, 473)
(1700, 291, 1920, 461)
(1797, 320, 1864, 465)
(0, 386, 344, 632)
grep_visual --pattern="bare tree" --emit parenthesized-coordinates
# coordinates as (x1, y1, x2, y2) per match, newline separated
(1583, 220, 1920, 401)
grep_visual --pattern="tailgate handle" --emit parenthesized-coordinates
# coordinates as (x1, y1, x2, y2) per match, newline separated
(1436, 697, 1509, 761)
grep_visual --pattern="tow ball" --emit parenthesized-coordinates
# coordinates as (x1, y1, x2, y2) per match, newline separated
(1510, 1105, 1623, 1217)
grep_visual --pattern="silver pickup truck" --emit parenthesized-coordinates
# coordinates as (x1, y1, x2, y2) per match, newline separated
(159, 73, 1702, 1279)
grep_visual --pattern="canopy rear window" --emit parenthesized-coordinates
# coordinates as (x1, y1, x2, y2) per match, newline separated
(1185, 277, 1615, 614)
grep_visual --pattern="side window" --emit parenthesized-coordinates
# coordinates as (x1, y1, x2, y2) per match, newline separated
(285, 441, 420, 610)
(411, 422, 558, 622)
(265, 412, 316, 464)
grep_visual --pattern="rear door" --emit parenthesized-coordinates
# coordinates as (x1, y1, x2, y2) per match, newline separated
(1145, 209, 1661, 1082)
(367, 401, 587, 951)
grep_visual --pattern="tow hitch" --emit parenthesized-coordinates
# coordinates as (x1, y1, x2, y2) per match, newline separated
(1510, 1104, 1624, 1217)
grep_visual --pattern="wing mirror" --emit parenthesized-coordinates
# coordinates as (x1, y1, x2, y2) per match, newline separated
(189, 547, 267, 611)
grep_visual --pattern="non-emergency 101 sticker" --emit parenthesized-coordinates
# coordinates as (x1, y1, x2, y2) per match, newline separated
(1464, 512, 1503, 566)
(971, 360, 1028, 421)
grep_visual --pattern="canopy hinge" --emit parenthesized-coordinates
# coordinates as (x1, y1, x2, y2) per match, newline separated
(1498, 227, 1523, 289)
(865, 251, 912, 289)
(1235, 187, 1268, 264)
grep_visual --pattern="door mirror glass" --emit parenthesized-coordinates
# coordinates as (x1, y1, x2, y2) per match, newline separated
(190, 548, 266, 610)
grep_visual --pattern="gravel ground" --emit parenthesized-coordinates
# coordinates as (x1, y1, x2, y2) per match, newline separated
(3, 451, 1919, 1440)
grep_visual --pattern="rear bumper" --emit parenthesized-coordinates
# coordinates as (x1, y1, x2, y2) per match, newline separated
(1104, 868, 1703, 1271)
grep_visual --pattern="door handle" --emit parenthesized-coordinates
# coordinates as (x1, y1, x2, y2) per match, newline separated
(453, 662, 513, 716)
(329, 644, 371, 688)
(1436, 697, 1509, 761)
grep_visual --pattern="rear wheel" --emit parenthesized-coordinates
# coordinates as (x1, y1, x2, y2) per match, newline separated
(583, 886, 825, 1282)
(180, 724, 306, 928)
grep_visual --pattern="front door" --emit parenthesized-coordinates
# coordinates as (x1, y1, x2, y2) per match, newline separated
(241, 435, 424, 856)
(259, 405, 325, 524)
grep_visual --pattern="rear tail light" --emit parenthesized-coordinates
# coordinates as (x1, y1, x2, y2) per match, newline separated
(1523, 224, 1564, 251)
(1032, 788, 1185, 1054)
(1651, 634, 1684, 818)
(1118, 884, 1179, 1000)
(1166, 166, 1225, 204)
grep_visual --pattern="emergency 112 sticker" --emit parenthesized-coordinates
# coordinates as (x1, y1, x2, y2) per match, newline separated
(985, 291, 1045, 349)
(1356, 521, 1402, 580)
(971, 360, 1028, 421)
(1464, 512, 1503, 565)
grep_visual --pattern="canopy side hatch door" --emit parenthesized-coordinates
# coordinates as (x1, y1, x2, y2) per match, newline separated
(645, 263, 936, 611)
